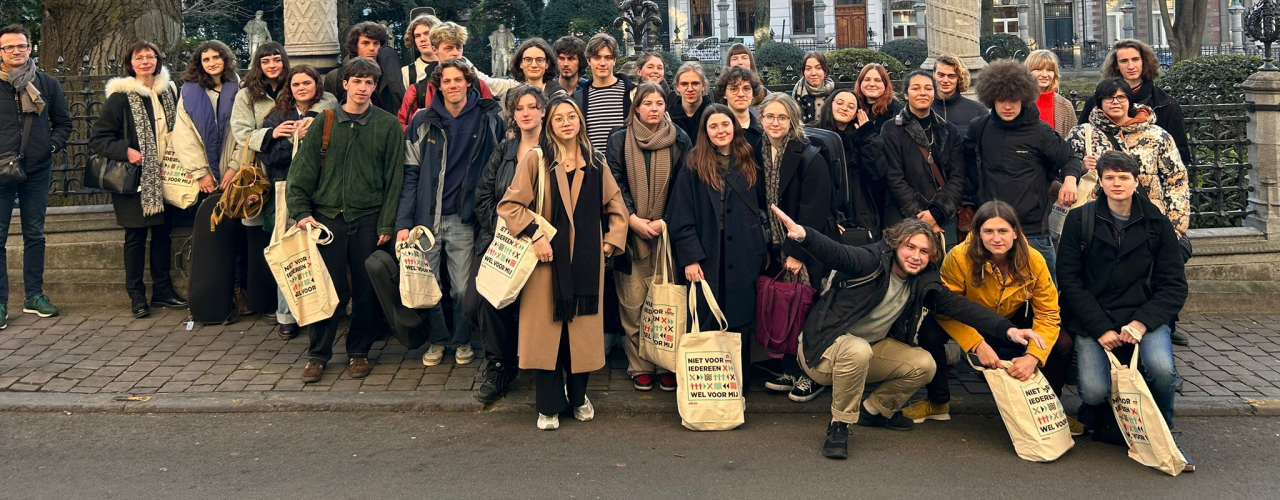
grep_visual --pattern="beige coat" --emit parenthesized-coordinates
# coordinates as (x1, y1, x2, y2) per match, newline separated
(498, 150, 629, 373)
(172, 87, 236, 181)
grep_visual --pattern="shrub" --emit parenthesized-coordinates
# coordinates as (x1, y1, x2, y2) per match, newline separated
(755, 42, 807, 85)
(462, 0, 536, 75)
(881, 38, 928, 69)
(540, 0, 623, 47)
(1155, 53, 1263, 97)
(824, 48, 908, 83)
(980, 34, 1029, 62)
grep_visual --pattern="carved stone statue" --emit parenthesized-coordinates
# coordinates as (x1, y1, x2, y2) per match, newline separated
(489, 24, 516, 77)
(244, 10, 272, 56)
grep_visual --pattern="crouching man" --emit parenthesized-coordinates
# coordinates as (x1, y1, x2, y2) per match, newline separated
(769, 205, 1043, 460)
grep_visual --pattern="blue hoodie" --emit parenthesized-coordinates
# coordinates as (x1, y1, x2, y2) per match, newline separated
(432, 87, 482, 216)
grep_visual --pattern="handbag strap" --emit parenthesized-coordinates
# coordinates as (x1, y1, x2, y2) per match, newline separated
(919, 144, 945, 188)
(1084, 123, 1093, 159)
(319, 109, 335, 165)
(397, 225, 437, 259)
(688, 279, 729, 334)
(239, 132, 256, 171)
(304, 220, 334, 245)
(270, 181, 288, 243)
(1103, 345, 1139, 370)
(963, 352, 1013, 372)
(652, 221, 674, 285)
(15, 113, 32, 160)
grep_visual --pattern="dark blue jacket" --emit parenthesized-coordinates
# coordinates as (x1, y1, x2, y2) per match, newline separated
(0, 71, 72, 170)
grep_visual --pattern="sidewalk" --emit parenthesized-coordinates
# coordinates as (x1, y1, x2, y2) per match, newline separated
(1, 306, 1279, 416)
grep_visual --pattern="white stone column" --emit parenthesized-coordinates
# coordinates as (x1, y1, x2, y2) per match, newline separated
(1230, 0, 1246, 54)
(815, 0, 827, 43)
(1243, 70, 1280, 237)
(718, 0, 731, 53)
(1016, 1, 1029, 43)
(284, 0, 341, 70)
(915, 2, 927, 42)
(921, 0, 986, 74)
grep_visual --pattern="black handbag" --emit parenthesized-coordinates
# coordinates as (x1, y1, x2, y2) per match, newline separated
(0, 113, 32, 188)
(85, 153, 140, 194)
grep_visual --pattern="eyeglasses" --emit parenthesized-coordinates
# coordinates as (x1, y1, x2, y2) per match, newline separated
(521, 57, 547, 65)
(761, 114, 790, 124)
(677, 81, 703, 89)
(829, 101, 857, 112)
(1102, 95, 1129, 104)
(727, 85, 754, 95)
(1, 44, 31, 54)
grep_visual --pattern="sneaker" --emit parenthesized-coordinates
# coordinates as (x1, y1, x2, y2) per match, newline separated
(454, 345, 475, 365)
(1067, 416, 1086, 436)
(475, 360, 516, 405)
(348, 357, 371, 378)
(302, 361, 325, 383)
(632, 374, 655, 391)
(573, 396, 595, 422)
(822, 421, 850, 459)
(857, 403, 914, 431)
(0, 304, 7, 329)
(421, 344, 446, 366)
(22, 294, 58, 318)
(764, 373, 796, 392)
(788, 375, 826, 403)
(658, 373, 677, 392)
(1170, 327, 1190, 346)
(901, 399, 951, 424)
(537, 413, 560, 430)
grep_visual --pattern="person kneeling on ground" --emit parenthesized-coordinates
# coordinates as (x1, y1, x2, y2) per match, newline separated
(902, 200, 1081, 435)
(770, 206, 1043, 460)
(1056, 150, 1192, 472)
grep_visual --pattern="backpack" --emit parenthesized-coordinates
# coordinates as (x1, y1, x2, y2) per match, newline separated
(802, 127, 846, 221)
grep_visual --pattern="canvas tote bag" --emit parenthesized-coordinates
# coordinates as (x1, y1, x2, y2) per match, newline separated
(160, 145, 199, 208)
(263, 181, 339, 326)
(1106, 349, 1188, 476)
(638, 221, 687, 373)
(966, 355, 1074, 462)
(676, 280, 745, 431)
(396, 225, 443, 309)
(477, 148, 557, 309)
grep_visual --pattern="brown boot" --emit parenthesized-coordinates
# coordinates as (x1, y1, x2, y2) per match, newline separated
(349, 358, 372, 379)
(302, 361, 325, 383)
(234, 288, 253, 316)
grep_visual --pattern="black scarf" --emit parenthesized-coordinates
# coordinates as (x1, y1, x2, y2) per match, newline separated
(549, 150, 604, 322)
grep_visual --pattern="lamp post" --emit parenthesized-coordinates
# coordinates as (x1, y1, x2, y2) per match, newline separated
(1121, 0, 1137, 41)
(1245, 0, 1280, 70)
(1232, 0, 1247, 54)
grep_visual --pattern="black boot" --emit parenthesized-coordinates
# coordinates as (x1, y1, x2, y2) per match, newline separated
(475, 360, 517, 404)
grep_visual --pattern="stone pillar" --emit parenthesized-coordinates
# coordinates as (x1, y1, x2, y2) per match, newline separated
(914, 2, 927, 42)
(1121, 0, 1136, 41)
(284, 0, 341, 71)
(921, 0, 986, 75)
(1243, 71, 1280, 237)
(815, 0, 827, 43)
(1230, 0, 1246, 54)
(1016, 1, 1029, 43)
(718, 0, 731, 54)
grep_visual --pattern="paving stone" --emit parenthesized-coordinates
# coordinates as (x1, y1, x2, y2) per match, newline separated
(18, 371, 57, 384)
(158, 381, 193, 393)
(39, 378, 78, 392)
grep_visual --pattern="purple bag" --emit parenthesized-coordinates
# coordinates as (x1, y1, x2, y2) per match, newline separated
(754, 271, 816, 357)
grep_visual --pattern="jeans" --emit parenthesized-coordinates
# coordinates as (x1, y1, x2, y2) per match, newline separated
(1076, 324, 1178, 427)
(425, 214, 475, 348)
(122, 210, 176, 301)
(276, 288, 295, 325)
(306, 213, 384, 364)
(1026, 233, 1057, 285)
(0, 166, 51, 304)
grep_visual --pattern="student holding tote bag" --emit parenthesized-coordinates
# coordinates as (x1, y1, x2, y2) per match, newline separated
(497, 95, 628, 431)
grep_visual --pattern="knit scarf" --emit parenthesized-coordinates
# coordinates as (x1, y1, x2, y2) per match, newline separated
(792, 77, 835, 120)
(0, 59, 45, 114)
(624, 116, 676, 258)
(127, 90, 175, 216)
(1036, 91, 1056, 128)
(761, 139, 785, 247)
(549, 153, 604, 323)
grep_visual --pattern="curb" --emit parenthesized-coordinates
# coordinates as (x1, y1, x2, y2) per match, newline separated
(0, 391, 1274, 417)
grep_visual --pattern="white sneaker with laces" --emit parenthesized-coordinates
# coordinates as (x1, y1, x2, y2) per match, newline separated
(573, 396, 595, 422)
(421, 344, 446, 366)
(455, 345, 475, 365)
(537, 413, 560, 430)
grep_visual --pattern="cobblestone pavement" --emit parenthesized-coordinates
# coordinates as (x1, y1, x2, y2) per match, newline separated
(2, 306, 1280, 404)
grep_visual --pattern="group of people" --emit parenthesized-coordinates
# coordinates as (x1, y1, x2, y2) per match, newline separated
(3, 18, 1191, 468)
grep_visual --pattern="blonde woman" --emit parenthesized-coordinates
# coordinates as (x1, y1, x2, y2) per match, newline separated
(1025, 50, 1077, 138)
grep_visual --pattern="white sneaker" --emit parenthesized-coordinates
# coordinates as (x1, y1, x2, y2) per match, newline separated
(537, 413, 560, 430)
(455, 345, 475, 365)
(421, 344, 445, 366)
(573, 395, 595, 422)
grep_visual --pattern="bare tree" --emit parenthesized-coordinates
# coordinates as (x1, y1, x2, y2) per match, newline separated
(43, 0, 183, 76)
(1157, 0, 1210, 62)
(182, 0, 253, 24)
(980, 0, 994, 37)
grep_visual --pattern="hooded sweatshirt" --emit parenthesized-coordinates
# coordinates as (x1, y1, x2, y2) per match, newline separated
(433, 87, 482, 216)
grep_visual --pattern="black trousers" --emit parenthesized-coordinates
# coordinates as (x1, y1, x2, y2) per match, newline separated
(535, 324, 589, 416)
(123, 211, 175, 301)
(464, 250, 518, 364)
(307, 213, 384, 363)
(919, 310, 1074, 404)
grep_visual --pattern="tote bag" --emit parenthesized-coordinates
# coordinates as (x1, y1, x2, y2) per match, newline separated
(263, 181, 339, 326)
(638, 222, 687, 372)
(160, 145, 199, 208)
(477, 148, 556, 309)
(754, 271, 816, 357)
(967, 356, 1074, 462)
(1106, 349, 1188, 476)
(396, 225, 443, 309)
(676, 280, 745, 431)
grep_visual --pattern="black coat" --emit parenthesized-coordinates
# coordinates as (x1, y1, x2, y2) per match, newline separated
(864, 98, 904, 134)
(826, 122, 885, 238)
(667, 159, 769, 329)
(1078, 80, 1189, 167)
(89, 87, 175, 228)
(474, 138, 525, 255)
(767, 138, 831, 273)
(963, 106, 1082, 234)
(0, 71, 72, 170)
(882, 110, 966, 226)
(1056, 196, 1188, 338)
(794, 233, 1016, 369)
(259, 108, 323, 181)
(931, 93, 987, 138)
(605, 125, 693, 272)
(324, 47, 405, 115)
(667, 92, 710, 141)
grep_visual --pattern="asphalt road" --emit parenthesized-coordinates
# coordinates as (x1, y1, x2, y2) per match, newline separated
(2, 411, 1278, 499)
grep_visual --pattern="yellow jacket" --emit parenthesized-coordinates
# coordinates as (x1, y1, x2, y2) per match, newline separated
(934, 238, 1061, 365)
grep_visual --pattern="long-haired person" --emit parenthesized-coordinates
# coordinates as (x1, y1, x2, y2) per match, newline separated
(89, 41, 187, 318)
(479, 37, 566, 108)
(667, 104, 768, 371)
(1077, 39, 1189, 166)
(902, 201, 1077, 434)
(606, 83, 693, 392)
(792, 52, 835, 124)
(257, 64, 338, 338)
(855, 63, 903, 132)
(497, 95, 628, 430)
(1025, 50, 1076, 138)
(756, 93, 832, 402)
(813, 89, 885, 241)
(470, 85, 548, 404)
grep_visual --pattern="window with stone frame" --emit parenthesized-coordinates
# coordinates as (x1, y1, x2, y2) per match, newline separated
(793, 0, 816, 35)
(691, 0, 713, 38)
(737, 0, 758, 35)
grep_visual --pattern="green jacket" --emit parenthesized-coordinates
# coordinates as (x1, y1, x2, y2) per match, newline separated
(287, 105, 406, 234)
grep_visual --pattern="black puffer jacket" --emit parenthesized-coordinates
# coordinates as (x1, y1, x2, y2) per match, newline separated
(474, 138, 525, 254)
(963, 106, 1082, 234)
(1056, 195, 1187, 338)
(1078, 79, 1189, 167)
(882, 109, 966, 226)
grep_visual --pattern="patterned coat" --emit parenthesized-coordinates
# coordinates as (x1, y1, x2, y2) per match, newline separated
(1065, 105, 1190, 236)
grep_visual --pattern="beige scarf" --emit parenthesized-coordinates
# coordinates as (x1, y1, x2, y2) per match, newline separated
(0, 59, 45, 114)
(624, 116, 676, 258)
